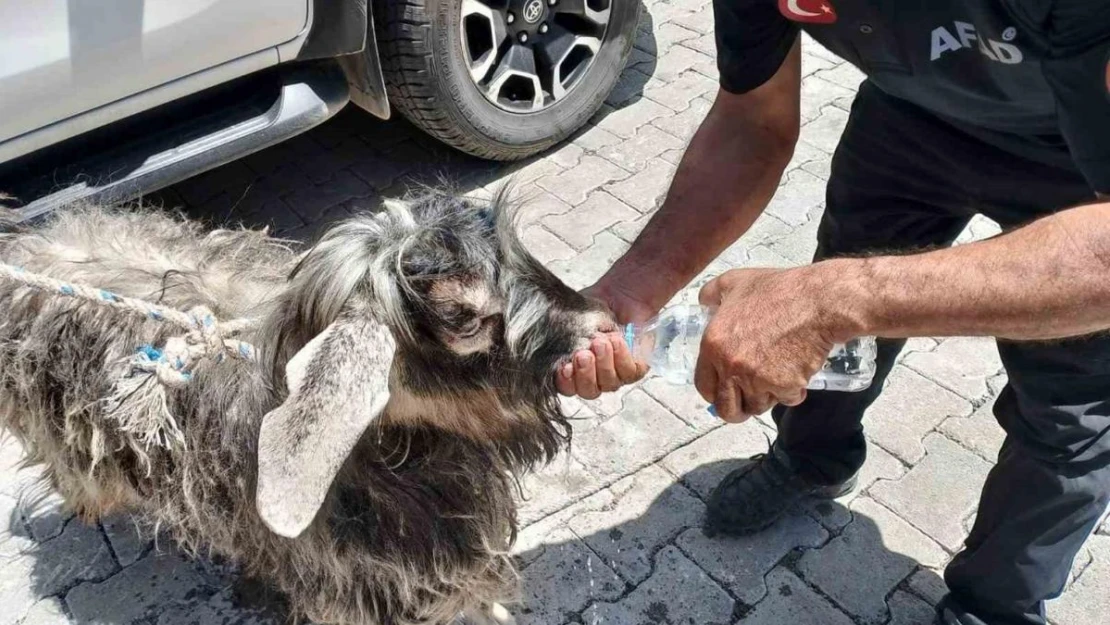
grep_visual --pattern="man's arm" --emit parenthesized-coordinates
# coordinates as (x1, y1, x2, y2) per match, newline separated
(696, 201, 1110, 420)
(555, 40, 803, 399)
(834, 201, 1110, 340)
(589, 40, 803, 317)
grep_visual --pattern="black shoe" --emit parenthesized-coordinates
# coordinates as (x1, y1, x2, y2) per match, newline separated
(704, 444, 857, 537)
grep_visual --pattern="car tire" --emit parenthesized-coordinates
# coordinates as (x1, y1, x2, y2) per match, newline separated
(374, 0, 640, 161)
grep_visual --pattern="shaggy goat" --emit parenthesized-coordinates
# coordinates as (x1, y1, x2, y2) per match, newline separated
(0, 193, 614, 624)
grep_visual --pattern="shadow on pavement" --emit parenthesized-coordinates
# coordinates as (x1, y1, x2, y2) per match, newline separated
(511, 458, 946, 624)
(7, 455, 945, 625)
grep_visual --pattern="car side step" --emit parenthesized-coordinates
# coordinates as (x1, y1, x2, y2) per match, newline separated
(2, 61, 349, 224)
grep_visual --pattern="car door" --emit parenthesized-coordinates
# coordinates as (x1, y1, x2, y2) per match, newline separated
(0, 0, 309, 145)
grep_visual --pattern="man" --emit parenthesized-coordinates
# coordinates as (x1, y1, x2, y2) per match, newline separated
(555, 1, 1110, 623)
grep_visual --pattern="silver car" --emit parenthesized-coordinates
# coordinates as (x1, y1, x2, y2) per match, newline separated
(0, 0, 639, 220)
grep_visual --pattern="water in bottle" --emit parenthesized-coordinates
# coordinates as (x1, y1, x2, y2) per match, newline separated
(623, 304, 877, 392)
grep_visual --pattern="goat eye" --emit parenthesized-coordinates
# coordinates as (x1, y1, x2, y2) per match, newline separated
(456, 317, 483, 339)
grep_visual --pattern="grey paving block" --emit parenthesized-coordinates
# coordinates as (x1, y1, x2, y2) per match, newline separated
(536, 156, 630, 206)
(676, 514, 827, 604)
(19, 598, 69, 625)
(514, 536, 625, 624)
(797, 498, 947, 623)
(547, 231, 630, 290)
(765, 169, 825, 227)
(513, 186, 575, 226)
(157, 589, 281, 625)
(799, 76, 855, 126)
(605, 159, 677, 213)
(740, 567, 855, 625)
(640, 0, 696, 29)
(888, 590, 938, 625)
(100, 514, 152, 568)
(519, 226, 577, 264)
(658, 147, 684, 166)
(659, 421, 774, 500)
(803, 442, 906, 532)
(591, 99, 674, 140)
(542, 192, 641, 250)
(643, 71, 717, 113)
(766, 216, 820, 264)
(954, 214, 1003, 245)
(0, 438, 38, 500)
(605, 67, 656, 109)
(802, 157, 832, 180)
(1049, 535, 1110, 625)
(861, 365, 973, 465)
(817, 62, 868, 91)
(2, 492, 25, 551)
(799, 105, 851, 154)
(641, 377, 721, 432)
(494, 158, 565, 192)
(901, 337, 1003, 401)
(30, 519, 117, 597)
(583, 546, 733, 625)
(516, 452, 602, 527)
(548, 142, 585, 169)
(639, 22, 699, 57)
(571, 390, 697, 482)
(871, 435, 993, 551)
(651, 45, 716, 83)
(802, 32, 843, 64)
(599, 125, 685, 173)
(907, 567, 950, 605)
(569, 465, 704, 584)
(515, 487, 614, 569)
(801, 50, 837, 77)
(22, 492, 73, 543)
(784, 139, 829, 176)
(650, 96, 711, 143)
(580, 383, 638, 419)
(938, 399, 1007, 463)
(671, 5, 714, 35)
(572, 125, 623, 153)
(0, 534, 39, 624)
(742, 245, 796, 269)
(683, 32, 716, 58)
(66, 553, 212, 625)
(610, 211, 653, 243)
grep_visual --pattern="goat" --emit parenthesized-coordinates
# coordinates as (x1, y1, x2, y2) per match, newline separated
(0, 192, 615, 624)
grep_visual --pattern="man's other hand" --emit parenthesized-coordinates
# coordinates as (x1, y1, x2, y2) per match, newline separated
(695, 267, 848, 422)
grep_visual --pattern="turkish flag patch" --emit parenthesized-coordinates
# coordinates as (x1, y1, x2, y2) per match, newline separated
(778, 0, 837, 24)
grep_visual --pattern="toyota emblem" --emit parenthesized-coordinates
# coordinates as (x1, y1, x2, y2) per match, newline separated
(523, 0, 544, 23)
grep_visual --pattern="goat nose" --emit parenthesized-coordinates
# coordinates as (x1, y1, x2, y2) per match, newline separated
(582, 310, 618, 334)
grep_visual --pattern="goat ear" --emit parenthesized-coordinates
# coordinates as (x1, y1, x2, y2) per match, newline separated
(255, 312, 395, 538)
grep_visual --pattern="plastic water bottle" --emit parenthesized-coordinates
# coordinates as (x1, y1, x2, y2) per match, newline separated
(623, 304, 878, 392)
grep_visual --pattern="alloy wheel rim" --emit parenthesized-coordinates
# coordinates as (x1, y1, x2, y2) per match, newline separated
(460, 0, 612, 113)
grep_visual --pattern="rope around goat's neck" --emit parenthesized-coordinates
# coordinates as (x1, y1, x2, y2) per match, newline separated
(0, 262, 259, 385)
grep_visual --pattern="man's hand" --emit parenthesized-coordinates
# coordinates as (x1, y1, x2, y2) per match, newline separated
(555, 283, 652, 399)
(695, 267, 850, 422)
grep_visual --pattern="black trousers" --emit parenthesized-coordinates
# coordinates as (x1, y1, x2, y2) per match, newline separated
(773, 82, 1110, 625)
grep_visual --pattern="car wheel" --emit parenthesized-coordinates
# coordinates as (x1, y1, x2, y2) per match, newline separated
(374, 0, 640, 160)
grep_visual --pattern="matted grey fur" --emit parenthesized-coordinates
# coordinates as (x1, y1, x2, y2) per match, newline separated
(0, 192, 614, 625)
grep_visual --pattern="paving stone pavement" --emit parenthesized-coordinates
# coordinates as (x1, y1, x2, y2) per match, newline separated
(1, 2, 1106, 623)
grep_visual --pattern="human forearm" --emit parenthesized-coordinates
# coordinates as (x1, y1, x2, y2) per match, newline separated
(598, 107, 794, 311)
(821, 202, 1110, 341)
(590, 42, 803, 317)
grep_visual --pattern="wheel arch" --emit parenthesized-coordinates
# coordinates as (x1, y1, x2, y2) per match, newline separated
(297, 0, 392, 120)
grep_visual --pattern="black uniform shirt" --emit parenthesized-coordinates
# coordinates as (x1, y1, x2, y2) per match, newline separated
(714, 0, 1110, 193)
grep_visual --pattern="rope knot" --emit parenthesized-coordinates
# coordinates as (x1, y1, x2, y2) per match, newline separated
(2, 261, 261, 453)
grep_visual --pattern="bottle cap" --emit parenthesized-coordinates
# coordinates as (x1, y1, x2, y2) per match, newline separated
(624, 323, 636, 352)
